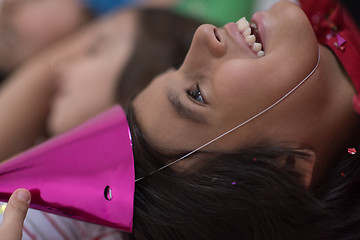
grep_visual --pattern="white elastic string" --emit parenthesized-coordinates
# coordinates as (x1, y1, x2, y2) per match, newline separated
(135, 48, 321, 182)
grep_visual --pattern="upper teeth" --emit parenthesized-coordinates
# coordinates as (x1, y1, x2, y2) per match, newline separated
(236, 17, 265, 58)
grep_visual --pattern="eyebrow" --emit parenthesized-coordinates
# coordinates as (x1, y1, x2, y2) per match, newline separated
(167, 90, 207, 124)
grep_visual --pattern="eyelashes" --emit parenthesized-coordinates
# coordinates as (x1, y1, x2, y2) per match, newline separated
(186, 84, 205, 104)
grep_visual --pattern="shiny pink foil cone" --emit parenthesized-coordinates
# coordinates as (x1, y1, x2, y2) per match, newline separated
(0, 106, 135, 232)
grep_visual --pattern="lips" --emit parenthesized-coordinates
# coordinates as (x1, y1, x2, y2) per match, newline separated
(223, 16, 266, 58)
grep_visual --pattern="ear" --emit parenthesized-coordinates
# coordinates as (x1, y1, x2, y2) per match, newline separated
(293, 149, 316, 188)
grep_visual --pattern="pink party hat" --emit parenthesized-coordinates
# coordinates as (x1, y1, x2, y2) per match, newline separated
(0, 105, 135, 232)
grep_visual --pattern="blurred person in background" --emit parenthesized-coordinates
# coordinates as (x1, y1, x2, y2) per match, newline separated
(0, 0, 178, 81)
(0, 5, 202, 239)
(0, 5, 203, 162)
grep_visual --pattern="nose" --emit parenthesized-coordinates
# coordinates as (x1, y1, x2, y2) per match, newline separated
(180, 24, 226, 72)
(191, 24, 226, 58)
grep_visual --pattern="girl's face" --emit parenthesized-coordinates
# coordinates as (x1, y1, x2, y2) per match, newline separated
(47, 11, 138, 135)
(133, 1, 322, 152)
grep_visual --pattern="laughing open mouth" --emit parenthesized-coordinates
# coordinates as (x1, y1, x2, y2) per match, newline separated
(237, 17, 265, 58)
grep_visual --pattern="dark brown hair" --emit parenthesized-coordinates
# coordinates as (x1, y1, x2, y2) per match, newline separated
(125, 100, 360, 239)
(125, 104, 332, 240)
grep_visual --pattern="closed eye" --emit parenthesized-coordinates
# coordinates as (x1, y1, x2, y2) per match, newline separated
(186, 84, 205, 104)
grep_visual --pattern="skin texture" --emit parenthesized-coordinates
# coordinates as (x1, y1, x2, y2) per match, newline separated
(47, 10, 138, 135)
(0, 0, 178, 73)
(0, 189, 30, 240)
(0, 9, 138, 160)
(0, 0, 89, 72)
(133, 1, 359, 184)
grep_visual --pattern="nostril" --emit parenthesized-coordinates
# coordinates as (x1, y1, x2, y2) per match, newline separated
(214, 29, 221, 42)
(193, 24, 225, 57)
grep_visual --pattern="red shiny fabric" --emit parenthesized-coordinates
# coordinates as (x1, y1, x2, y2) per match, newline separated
(300, 0, 360, 113)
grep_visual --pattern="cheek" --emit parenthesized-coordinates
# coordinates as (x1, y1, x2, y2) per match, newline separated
(212, 62, 270, 110)
(211, 61, 292, 126)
